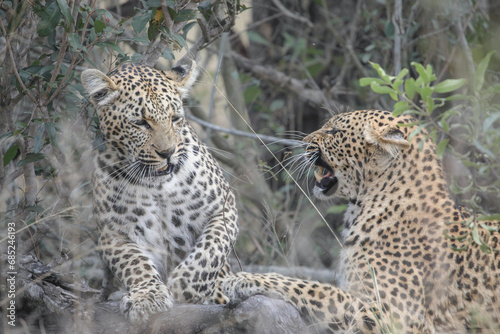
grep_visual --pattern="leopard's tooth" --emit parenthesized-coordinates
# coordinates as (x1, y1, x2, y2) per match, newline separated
(314, 170, 323, 182)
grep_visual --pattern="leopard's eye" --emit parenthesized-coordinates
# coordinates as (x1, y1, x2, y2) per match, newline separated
(131, 119, 152, 129)
(171, 115, 182, 122)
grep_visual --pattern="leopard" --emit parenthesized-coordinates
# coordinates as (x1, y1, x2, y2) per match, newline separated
(81, 62, 238, 324)
(222, 109, 500, 333)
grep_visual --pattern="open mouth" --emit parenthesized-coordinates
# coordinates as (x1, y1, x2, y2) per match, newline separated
(313, 160, 338, 195)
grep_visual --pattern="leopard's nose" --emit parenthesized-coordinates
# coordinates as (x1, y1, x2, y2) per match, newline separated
(156, 148, 175, 159)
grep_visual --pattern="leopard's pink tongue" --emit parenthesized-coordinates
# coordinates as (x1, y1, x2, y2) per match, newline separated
(314, 167, 334, 182)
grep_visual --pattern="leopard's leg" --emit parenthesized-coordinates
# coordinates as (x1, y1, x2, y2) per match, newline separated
(99, 226, 173, 324)
(222, 272, 388, 334)
(211, 263, 233, 304)
(167, 210, 238, 305)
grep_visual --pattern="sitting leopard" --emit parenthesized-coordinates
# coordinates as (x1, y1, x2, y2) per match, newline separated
(81, 62, 238, 324)
(222, 109, 499, 333)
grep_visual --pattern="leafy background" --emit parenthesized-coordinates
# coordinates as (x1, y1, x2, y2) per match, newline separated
(0, 0, 499, 332)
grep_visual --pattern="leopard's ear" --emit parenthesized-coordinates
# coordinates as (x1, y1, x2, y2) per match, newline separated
(81, 69, 119, 107)
(365, 120, 410, 157)
(165, 60, 199, 98)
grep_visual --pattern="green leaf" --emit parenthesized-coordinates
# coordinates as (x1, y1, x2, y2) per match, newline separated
(17, 153, 45, 167)
(97, 42, 124, 55)
(412, 62, 429, 83)
(173, 9, 197, 22)
(132, 12, 150, 34)
(471, 225, 484, 246)
(45, 122, 58, 149)
(148, 21, 161, 41)
(370, 81, 394, 95)
(182, 21, 197, 38)
(370, 62, 391, 83)
(56, 0, 73, 27)
(94, 19, 106, 33)
(440, 119, 449, 133)
(393, 101, 409, 116)
(473, 51, 496, 94)
(359, 77, 386, 87)
(247, 31, 269, 45)
(404, 78, 416, 100)
(427, 95, 435, 113)
(425, 64, 436, 81)
(162, 48, 175, 60)
(3, 144, 19, 167)
(384, 21, 395, 38)
(171, 32, 188, 49)
(434, 79, 466, 94)
(408, 123, 426, 141)
(473, 140, 496, 159)
(67, 32, 84, 51)
(479, 222, 499, 231)
(36, 2, 61, 37)
(395, 68, 409, 81)
(444, 94, 469, 101)
(483, 113, 500, 132)
(436, 138, 449, 159)
(95, 9, 113, 20)
(34, 124, 45, 153)
(392, 79, 404, 91)
(420, 86, 433, 112)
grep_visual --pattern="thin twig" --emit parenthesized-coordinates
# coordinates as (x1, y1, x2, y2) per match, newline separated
(0, 15, 37, 104)
(0, 168, 24, 190)
(270, 0, 313, 28)
(45, 0, 78, 95)
(160, 0, 174, 30)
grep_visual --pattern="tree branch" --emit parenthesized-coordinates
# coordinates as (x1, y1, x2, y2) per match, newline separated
(0, 13, 37, 104)
(230, 52, 350, 111)
(392, 0, 403, 75)
(270, 0, 313, 28)
(0, 167, 24, 191)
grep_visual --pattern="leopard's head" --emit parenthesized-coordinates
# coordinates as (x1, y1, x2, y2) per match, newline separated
(82, 62, 198, 178)
(303, 109, 412, 201)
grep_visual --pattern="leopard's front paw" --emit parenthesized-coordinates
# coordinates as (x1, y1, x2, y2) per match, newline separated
(121, 281, 174, 324)
(221, 273, 249, 301)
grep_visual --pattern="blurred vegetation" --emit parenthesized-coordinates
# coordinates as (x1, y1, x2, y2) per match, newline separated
(0, 0, 499, 332)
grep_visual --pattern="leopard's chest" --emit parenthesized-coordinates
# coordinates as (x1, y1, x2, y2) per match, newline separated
(131, 187, 206, 273)
(95, 171, 221, 280)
